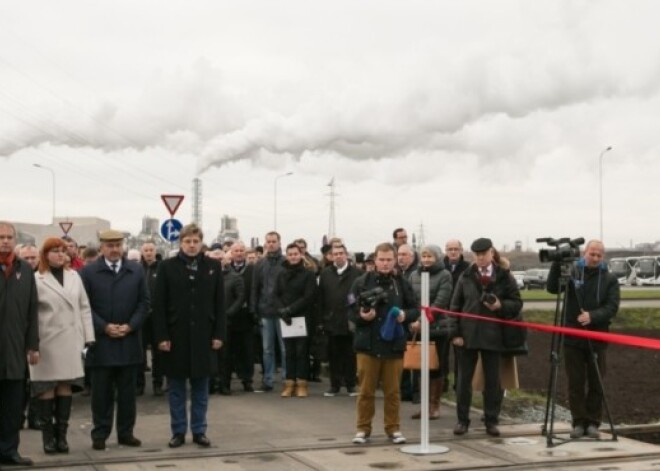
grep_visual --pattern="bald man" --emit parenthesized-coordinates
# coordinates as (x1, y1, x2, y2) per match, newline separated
(547, 240, 620, 440)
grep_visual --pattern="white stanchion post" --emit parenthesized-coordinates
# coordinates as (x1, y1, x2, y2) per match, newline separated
(401, 271, 449, 455)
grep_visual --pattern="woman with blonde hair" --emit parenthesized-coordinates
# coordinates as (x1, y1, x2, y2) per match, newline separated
(30, 237, 95, 454)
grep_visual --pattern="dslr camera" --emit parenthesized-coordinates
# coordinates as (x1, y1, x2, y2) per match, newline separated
(537, 237, 584, 263)
(481, 292, 497, 305)
(359, 287, 389, 311)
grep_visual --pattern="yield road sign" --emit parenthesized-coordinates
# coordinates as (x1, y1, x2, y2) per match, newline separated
(160, 218, 183, 242)
(59, 221, 73, 235)
(161, 194, 185, 217)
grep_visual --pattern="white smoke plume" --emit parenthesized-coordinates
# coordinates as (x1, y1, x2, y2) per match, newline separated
(1, 0, 659, 181)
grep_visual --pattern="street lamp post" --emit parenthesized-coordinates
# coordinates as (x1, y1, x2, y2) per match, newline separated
(33, 163, 56, 223)
(599, 146, 613, 242)
(273, 172, 293, 230)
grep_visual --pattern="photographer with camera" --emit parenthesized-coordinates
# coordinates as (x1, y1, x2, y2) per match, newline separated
(348, 243, 418, 445)
(451, 238, 522, 437)
(546, 239, 619, 439)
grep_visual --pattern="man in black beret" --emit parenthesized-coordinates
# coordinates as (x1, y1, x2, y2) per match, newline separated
(450, 237, 522, 437)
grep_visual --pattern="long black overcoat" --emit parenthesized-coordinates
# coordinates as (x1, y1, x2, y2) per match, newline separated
(0, 258, 38, 379)
(152, 254, 225, 379)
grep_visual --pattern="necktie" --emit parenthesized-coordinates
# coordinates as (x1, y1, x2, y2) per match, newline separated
(111, 263, 118, 274)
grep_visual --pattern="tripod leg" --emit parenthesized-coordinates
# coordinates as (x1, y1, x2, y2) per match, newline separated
(590, 351, 617, 441)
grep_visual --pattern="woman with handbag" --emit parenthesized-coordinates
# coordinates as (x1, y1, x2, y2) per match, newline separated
(408, 244, 453, 419)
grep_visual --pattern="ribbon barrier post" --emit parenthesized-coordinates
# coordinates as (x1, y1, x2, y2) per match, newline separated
(401, 271, 449, 455)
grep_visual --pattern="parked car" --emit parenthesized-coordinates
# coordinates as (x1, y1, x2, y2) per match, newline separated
(523, 268, 550, 290)
(512, 271, 525, 290)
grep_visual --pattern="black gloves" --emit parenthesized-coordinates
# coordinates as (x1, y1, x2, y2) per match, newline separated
(277, 307, 292, 325)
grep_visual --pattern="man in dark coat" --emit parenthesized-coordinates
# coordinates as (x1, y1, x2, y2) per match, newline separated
(444, 239, 470, 286)
(348, 242, 418, 445)
(212, 248, 244, 395)
(450, 238, 522, 437)
(317, 243, 362, 396)
(80, 229, 148, 451)
(152, 224, 225, 449)
(227, 241, 256, 392)
(0, 222, 39, 466)
(445, 239, 471, 392)
(547, 239, 619, 440)
(250, 231, 286, 392)
(138, 240, 163, 396)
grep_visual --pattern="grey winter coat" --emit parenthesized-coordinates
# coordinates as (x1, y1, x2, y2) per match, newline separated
(409, 260, 454, 339)
(251, 251, 285, 319)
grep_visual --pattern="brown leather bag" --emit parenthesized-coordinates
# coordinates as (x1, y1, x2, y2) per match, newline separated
(403, 333, 439, 370)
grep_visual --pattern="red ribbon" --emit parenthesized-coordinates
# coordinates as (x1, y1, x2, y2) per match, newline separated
(424, 306, 660, 351)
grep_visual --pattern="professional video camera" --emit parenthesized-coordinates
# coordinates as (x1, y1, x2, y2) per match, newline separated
(358, 287, 389, 311)
(536, 237, 585, 263)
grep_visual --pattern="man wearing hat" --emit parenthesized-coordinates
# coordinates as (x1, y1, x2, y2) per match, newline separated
(80, 230, 148, 451)
(450, 238, 522, 437)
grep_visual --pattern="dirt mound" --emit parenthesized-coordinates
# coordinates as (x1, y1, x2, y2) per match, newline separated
(516, 329, 660, 425)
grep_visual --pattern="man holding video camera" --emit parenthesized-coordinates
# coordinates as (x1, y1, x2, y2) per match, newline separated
(348, 242, 418, 445)
(547, 239, 620, 439)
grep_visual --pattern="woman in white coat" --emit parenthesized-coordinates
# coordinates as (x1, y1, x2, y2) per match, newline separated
(30, 237, 95, 454)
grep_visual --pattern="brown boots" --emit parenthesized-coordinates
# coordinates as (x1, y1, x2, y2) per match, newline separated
(411, 378, 443, 420)
(281, 380, 295, 397)
(295, 380, 308, 397)
(281, 379, 309, 398)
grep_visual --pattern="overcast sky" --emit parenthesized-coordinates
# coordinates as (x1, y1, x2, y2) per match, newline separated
(1, 0, 659, 253)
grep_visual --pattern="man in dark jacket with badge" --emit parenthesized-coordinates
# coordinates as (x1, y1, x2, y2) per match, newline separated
(152, 224, 225, 449)
(547, 239, 619, 440)
(138, 240, 163, 396)
(0, 221, 39, 466)
(227, 241, 256, 392)
(348, 242, 418, 445)
(80, 229, 149, 451)
(317, 243, 362, 397)
(451, 237, 522, 437)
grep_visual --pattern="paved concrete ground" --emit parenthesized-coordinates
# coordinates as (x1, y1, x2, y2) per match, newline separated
(11, 376, 660, 470)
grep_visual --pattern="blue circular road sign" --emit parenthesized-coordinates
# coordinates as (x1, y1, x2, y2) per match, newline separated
(160, 218, 183, 242)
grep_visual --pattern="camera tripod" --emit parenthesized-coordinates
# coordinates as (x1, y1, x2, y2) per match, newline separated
(541, 263, 617, 447)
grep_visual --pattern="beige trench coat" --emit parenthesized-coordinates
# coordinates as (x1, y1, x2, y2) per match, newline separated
(29, 269, 95, 382)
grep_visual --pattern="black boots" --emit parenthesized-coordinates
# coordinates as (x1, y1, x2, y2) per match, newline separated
(38, 399, 57, 454)
(55, 395, 72, 453)
(39, 396, 72, 454)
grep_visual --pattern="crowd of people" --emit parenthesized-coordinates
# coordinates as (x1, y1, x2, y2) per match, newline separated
(0, 220, 619, 466)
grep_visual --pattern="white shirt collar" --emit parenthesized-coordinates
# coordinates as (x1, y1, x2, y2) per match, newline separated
(105, 258, 122, 272)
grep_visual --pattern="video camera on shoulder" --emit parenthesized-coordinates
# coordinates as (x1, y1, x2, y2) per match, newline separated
(359, 287, 389, 311)
(537, 237, 584, 264)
